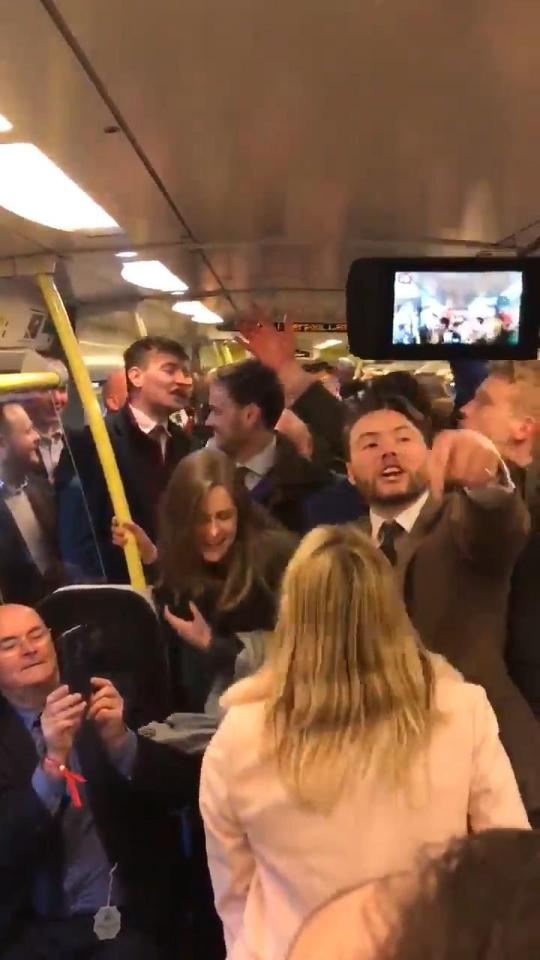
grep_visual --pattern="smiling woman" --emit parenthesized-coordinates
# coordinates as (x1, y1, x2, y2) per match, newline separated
(114, 447, 297, 712)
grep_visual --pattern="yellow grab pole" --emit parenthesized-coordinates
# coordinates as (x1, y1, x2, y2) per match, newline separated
(0, 372, 60, 393)
(37, 274, 146, 590)
(134, 310, 148, 337)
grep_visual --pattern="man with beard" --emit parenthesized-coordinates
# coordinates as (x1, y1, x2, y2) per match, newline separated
(0, 403, 65, 605)
(346, 390, 540, 822)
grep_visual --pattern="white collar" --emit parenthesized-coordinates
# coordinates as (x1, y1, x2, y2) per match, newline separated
(238, 435, 277, 478)
(129, 404, 170, 436)
(370, 489, 430, 543)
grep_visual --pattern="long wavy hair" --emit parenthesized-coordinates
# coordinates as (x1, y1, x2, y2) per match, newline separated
(265, 524, 437, 812)
(158, 448, 272, 610)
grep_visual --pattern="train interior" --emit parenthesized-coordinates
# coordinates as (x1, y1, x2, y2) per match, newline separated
(0, 3, 539, 959)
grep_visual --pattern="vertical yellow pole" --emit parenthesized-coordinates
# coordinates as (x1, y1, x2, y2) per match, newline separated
(134, 310, 148, 337)
(37, 274, 146, 590)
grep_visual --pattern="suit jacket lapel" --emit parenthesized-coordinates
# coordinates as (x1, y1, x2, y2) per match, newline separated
(395, 495, 443, 576)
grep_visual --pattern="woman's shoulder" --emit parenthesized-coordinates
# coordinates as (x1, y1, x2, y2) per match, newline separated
(206, 694, 267, 764)
(431, 655, 491, 716)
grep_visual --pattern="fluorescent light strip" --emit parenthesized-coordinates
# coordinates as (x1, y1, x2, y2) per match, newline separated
(115, 251, 138, 259)
(0, 143, 119, 231)
(315, 338, 343, 349)
(121, 260, 188, 293)
(172, 300, 223, 324)
(0, 114, 13, 133)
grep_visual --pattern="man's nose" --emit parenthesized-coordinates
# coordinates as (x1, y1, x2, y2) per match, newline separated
(19, 636, 38, 656)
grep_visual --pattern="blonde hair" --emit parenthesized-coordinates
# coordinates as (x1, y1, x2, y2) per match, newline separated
(490, 360, 540, 423)
(265, 525, 436, 813)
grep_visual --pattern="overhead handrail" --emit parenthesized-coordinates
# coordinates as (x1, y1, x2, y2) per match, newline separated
(0, 371, 61, 393)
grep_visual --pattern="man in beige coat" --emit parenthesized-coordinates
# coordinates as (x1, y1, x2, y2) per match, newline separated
(346, 392, 539, 819)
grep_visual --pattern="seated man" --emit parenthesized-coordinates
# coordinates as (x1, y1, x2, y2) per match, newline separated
(0, 604, 199, 959)
(0, 403, 66, 605)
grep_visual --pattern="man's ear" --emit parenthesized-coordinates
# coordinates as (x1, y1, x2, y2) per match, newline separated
(243, 403, 261, 429)
(346, 462, 356, 486)
(126, 366, 143, 392)
(512, 415, 535, 443)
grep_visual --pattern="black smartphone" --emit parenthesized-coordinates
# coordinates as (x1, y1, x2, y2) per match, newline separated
(57, 623, 102, 700)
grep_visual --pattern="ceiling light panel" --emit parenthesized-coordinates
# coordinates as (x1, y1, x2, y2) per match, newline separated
(121, 260, 188, 293)
(0, 143, 119, 231)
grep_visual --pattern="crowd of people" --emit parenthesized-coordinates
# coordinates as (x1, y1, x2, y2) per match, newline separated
(0, 309, 539, 960)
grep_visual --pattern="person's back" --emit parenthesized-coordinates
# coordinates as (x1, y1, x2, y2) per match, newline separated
(200, 526, 528, 960)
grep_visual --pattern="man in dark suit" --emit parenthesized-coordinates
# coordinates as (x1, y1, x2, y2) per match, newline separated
(0, 603, 198, 959)
(206, 359, 332, 533)
(0, 402, 65, 605)
(57, 336, 194, 582)
(345, 390, 540, 820)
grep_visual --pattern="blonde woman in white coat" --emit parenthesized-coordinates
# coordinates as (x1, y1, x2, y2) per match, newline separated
(200, 525, 529, 960)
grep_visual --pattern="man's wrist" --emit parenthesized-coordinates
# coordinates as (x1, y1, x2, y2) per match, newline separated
(278, 360, 313, 404)
(44, 748, 69, 768)
(103, 725, 130, 756)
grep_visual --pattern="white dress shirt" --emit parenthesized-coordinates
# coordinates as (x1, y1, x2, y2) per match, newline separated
(38, 428, 65, 483)
(370, 490, 430, 545)
(238, 436, 277, 491)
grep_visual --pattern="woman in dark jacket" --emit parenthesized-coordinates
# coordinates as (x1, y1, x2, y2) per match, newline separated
(113, 447, 296, 712)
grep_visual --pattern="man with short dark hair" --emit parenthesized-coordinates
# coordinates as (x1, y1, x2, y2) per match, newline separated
(0, 603, 197, 958)
(57, 337, 195, 581)
(206, 359, 331, 533)
(344, 389, 540, 820)
(0, 402, 65, 604)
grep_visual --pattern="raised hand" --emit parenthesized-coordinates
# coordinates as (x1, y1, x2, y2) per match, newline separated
(236, 306, 297, 373)
(87, 677, 127, 752)
(429, 429, 504, 500)
(164, 603, 211, 651)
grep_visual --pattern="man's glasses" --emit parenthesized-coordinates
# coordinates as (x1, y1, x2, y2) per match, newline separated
(0, 626, 51, 654)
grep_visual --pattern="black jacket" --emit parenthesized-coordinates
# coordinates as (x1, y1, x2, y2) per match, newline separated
(292, 382, 346, 473)
(56, 406, 193, 582)
(249, 433, 332, 534)
(156, 525, 296, 711)
(0, 696, 200, 950)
